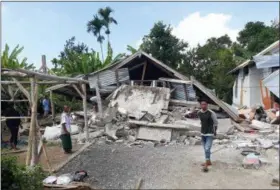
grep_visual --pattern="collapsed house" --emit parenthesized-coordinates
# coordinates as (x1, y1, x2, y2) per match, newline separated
(229, 40, 280, 109)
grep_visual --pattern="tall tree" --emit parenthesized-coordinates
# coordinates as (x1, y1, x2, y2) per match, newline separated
(98, 6, 117, 44)
(52, 37, 103, 76)
(140, 21, 188, 69)
(87, 15, 105, 62)
(236, 21, 279, 55)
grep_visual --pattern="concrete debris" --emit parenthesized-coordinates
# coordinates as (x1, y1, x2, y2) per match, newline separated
(105, 123, 118, 141)
(250, 120, 273, 130)
(256, 138, 274, 149)
(137, 126, 172, 142)
(216, 119, 234, 134)
(174, 119, 201, 131)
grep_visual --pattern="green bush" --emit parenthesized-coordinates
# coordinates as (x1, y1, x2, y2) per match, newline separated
(1, 156, 46, 190)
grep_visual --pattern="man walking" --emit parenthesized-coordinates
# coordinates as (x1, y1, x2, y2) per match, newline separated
(197, 99, 218, 167)
(60, 105, 72, 154)
(42, 95, 50, 117)
(4, 105, 22, 150)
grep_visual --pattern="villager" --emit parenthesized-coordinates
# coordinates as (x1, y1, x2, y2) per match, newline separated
(4, 105, 22, 150)
(42, 95, 50, 117)
(60, 105, 72, 154)
(197, 99, 218, 168)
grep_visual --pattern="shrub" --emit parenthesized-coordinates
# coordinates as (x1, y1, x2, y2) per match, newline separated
(1, 156, 46, 190)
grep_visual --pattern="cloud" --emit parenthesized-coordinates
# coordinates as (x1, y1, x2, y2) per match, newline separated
(172, 12, 240, 47)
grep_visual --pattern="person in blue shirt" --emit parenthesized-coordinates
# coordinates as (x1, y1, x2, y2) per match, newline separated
(42, 95, 50, 117)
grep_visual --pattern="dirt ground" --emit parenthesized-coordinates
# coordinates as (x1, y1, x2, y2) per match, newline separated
(58, 142, 279, 189)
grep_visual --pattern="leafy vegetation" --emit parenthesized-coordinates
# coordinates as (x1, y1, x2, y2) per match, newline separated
(1, 156, 46, 190)
(1, 44, 35, 70)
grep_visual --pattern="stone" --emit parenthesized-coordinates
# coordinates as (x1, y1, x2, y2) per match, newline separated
(177, 135, 187, 143)
(217, 119, 234, 134)
(215, 133, 230, 140)
(259, 157, 272, 165)
(137, 126, 172, 142)
(127, 135, 136, 142)
(250, 120, 273, 130)
(256, 138, 274, 149)
(185, 131, 201, 137)
(105, 123, 118, 141)
(116, 128, 129, 138)
(171, 130, 181, 141)
(169, 140, 177, 146)
(189, 137, 201, 145)
(184, 139, 190, 145)
(116, 139, 124, 143)
(258, 129, 274, 135)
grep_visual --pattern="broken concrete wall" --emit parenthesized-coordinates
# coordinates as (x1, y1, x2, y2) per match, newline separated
(110, 85, 170, 120)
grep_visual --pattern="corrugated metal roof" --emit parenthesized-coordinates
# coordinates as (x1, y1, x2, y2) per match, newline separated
(228, 40, 279, 74)
(254, 54, 280, 69)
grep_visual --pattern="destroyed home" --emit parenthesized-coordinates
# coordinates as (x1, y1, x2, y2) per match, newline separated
(229, 40, 280, 109)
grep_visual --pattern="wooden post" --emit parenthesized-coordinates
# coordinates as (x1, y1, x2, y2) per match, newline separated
(41, 55, 47, 74)
(26, 78, 34, 166)
(141, 62, 147, 85)
(50, 91, 55, 125)
(82, 83, 89, 142)
(95, 80, 103, 116)
(31, 78, 39, 166)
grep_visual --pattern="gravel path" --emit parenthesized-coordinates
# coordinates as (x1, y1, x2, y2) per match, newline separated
(59, 142, 279, 189)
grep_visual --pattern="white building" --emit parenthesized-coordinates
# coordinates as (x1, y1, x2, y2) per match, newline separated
(229, 40, 279, 109)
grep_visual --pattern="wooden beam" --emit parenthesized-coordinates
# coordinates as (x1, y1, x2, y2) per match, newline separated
(72, 84, 84, 98)
(159, 77, 192, 85)
(1, 81, 79, 85)
(128, 120, 188, 130)
(1, 100, 29, 102)
(95, 80, 103, 116)
(1, 116, 31, 119)
(82, 83, 89, 142)
(128, 62, 146, 71)
(12, 78, 31, 103)
(30, 78, 39, 166)
(4, 68, 88, 83)
(141, 62, 147, 85)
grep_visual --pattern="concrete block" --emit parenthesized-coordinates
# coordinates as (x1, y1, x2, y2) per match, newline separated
(217, 119, 234, 134)
(174, 119, 201, 131)
(256, 138, 274, 149)
(137, 126, 172, 142)
(250, 120, 272, 130)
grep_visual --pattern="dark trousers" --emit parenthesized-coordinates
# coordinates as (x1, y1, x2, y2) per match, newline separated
(60, 134, 72, 153)
(8, 126, 19, 146)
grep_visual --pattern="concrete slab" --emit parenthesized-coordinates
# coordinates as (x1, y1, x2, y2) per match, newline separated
(217, 119, 234, 134)
(110, 85, 170, 120)
(137, 126, 172, 142)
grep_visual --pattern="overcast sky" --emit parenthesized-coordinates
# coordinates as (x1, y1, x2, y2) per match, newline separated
(2, 2, 279, 68)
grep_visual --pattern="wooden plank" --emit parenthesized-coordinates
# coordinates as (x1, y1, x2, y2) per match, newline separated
(115, 70, 120, 87)
(30, 78, 39, 166)
(141, 62, 147, 85)
(159, 77, 192, 85)
(12, 77, 31, 103)
(1, 100, 29, 102)
(128, 119, 187, 130)
(1, 81, 77, 85)
(95, 80, 103, 116)
(82, 83, 89, 142)
(72, 84, 84, 98)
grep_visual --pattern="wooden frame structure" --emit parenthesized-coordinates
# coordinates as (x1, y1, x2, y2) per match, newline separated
(1, 68, 89, 167)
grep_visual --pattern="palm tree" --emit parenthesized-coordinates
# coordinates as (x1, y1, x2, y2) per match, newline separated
(98, 6, 117, 44)
(87, 15, 105, 62)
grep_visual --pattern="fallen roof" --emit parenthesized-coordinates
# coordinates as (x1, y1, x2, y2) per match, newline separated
(228, 40, 279, 74)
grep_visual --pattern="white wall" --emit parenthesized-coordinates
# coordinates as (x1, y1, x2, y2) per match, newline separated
(248, 66, 262, 107)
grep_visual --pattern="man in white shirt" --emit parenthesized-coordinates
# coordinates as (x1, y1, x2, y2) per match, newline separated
(60, 105, 72, 154)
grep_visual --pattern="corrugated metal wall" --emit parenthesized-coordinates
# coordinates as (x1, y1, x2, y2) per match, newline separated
(170, 83, 196, 101)
(88, 68, 129, 89)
